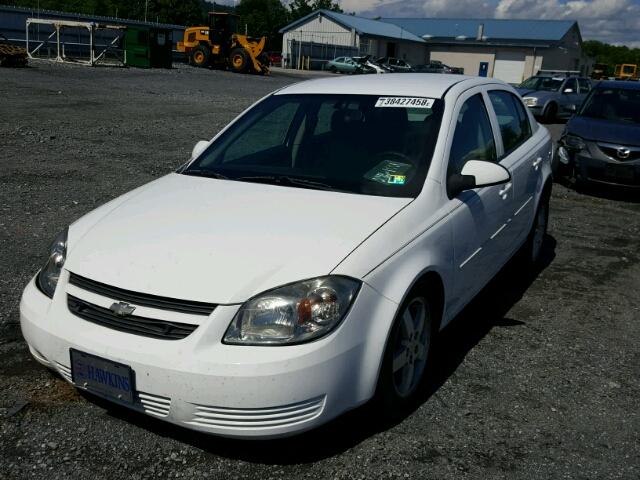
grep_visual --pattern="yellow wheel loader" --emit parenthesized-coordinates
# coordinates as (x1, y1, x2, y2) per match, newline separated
(177, 12, 269, 75)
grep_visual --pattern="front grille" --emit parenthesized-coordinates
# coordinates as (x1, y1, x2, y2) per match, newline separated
(597, 143, 640, 162)
(67, 295, 198, 340)
(68, 272, 216, 316)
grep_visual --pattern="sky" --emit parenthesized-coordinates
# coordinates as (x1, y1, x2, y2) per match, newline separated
(288, 0, 640, 47)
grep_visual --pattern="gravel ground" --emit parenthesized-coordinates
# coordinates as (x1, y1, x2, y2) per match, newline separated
(1, 61, 639, 479)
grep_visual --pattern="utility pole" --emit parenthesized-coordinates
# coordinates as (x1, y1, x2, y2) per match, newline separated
(144, 0, 148, 22)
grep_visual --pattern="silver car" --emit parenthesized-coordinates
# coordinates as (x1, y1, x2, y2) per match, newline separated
(516, 76, 592, 123)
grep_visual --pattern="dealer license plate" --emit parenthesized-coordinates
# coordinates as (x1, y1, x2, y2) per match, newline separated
(70, 349, 134, 404)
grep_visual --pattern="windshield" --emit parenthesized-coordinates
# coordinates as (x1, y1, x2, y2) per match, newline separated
(183, 94, 444, 197)
(579, 87, 640, 123)
(519, 76, 563, 92)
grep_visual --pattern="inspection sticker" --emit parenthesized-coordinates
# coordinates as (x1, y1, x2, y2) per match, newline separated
(375, 97, 435, 108)
(388, 175, 406, 185)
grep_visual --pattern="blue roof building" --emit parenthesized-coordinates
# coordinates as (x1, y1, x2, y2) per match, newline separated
(279, 10, 589, 83)
(382, 18, 577, 43)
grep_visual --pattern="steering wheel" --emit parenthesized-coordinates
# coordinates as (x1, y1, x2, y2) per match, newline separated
(372, 151, 416, 167)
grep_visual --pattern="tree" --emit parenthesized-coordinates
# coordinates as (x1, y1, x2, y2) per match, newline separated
(288, 0, 342, 22)
(236, 0, 289, 50)
(584, 40, 640, 77)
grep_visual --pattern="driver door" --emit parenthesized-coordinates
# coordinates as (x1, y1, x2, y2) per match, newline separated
(445, 89, 515, 315)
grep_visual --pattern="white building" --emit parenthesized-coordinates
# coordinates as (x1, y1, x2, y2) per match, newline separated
(280, 10, 589, 82)
(280, 9, 427, 70)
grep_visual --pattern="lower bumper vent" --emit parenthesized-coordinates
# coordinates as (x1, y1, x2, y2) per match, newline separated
(188, 396, 325, 430)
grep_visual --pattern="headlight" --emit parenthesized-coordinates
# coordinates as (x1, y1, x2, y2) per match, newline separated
(36, 228, 68, 298)
(224, 276, 361, 345)
(523, 97, 538, 107)
(557, 146, 570, 164)
(564, 134, 585, 150)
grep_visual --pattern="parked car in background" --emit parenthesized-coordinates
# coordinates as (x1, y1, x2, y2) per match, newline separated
(516, 75, 592, 122)
(556, 80, 640, 187)
(21, 74, 552, 439)
(352, 55, 391, 74)
(375, 57, 413, 72)
(326, 56, 363, 74)
(265, 51, 282, 66)
(413, 61, 464, 74)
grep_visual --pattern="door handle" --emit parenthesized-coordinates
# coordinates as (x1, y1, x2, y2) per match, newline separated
(499, 182, 512, 199)
(532, 157, 543, 170)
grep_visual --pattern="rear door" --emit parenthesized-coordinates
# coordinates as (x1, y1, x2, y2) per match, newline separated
(445, 88, 515, 313)
(486, 88, 541, 248)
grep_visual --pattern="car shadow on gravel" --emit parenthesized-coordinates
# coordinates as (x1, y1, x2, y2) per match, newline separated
(93, 235, 556, 464)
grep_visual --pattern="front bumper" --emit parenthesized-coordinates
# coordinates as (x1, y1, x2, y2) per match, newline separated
(20, 271, 398, 438)
(560, 140, 640, 187)
(527, 105, 544, 117)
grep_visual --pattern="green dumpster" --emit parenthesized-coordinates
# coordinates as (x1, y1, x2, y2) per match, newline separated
(124, 27, 172, 69)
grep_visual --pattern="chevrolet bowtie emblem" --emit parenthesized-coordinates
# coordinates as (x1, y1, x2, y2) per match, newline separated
(109, 301, 136, 317)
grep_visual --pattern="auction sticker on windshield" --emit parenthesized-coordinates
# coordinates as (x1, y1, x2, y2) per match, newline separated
(375, 97, 435, 108)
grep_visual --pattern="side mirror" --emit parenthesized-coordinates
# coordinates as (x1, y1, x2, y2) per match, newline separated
(563, 88, 574, 94)
(447, 160, 511, 198)
(191, 140, 209, 159)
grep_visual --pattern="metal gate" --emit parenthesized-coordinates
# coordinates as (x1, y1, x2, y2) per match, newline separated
(287, 39, 358, 70)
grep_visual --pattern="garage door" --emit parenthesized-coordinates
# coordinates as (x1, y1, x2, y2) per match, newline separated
(492, 52, 525, 84)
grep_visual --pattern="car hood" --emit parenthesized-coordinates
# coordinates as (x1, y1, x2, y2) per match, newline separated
(65, 173, 411, 304)
(567, 116, 640, 146)
(517, 89, 554, 100)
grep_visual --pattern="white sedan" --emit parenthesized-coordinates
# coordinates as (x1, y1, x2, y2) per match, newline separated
(20, 74, 552, 438)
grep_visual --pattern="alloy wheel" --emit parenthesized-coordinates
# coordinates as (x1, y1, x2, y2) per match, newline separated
(392, 297, 430, 398)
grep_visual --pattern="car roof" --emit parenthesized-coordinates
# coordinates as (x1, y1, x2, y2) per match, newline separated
(596, 80, 640, 90)
(275, 73, 490, 98)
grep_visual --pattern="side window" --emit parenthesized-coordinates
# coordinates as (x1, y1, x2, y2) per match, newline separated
(564, 78, 577, 93)
(488, 90, 531, 155)
(578, 78, 591, 94)
(449, 94, 497, 175)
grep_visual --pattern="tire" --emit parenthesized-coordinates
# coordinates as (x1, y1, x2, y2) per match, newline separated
(543, 102, 557, 123)
(521, 191, 550, 268)
(190, 45, 210, 68)
(229, 48, 250, 73)
(375, 291, 436, 414)
(329, 65, 337, 73)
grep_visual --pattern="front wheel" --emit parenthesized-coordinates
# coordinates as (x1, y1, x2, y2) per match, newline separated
(375, 293, 435, 413)
(542, 102, 557, 123)
(229, 48, 250, 73)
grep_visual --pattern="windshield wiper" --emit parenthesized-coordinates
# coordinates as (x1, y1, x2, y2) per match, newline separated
(235, 175, 342, 192)
(183, 169, 229, 180)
